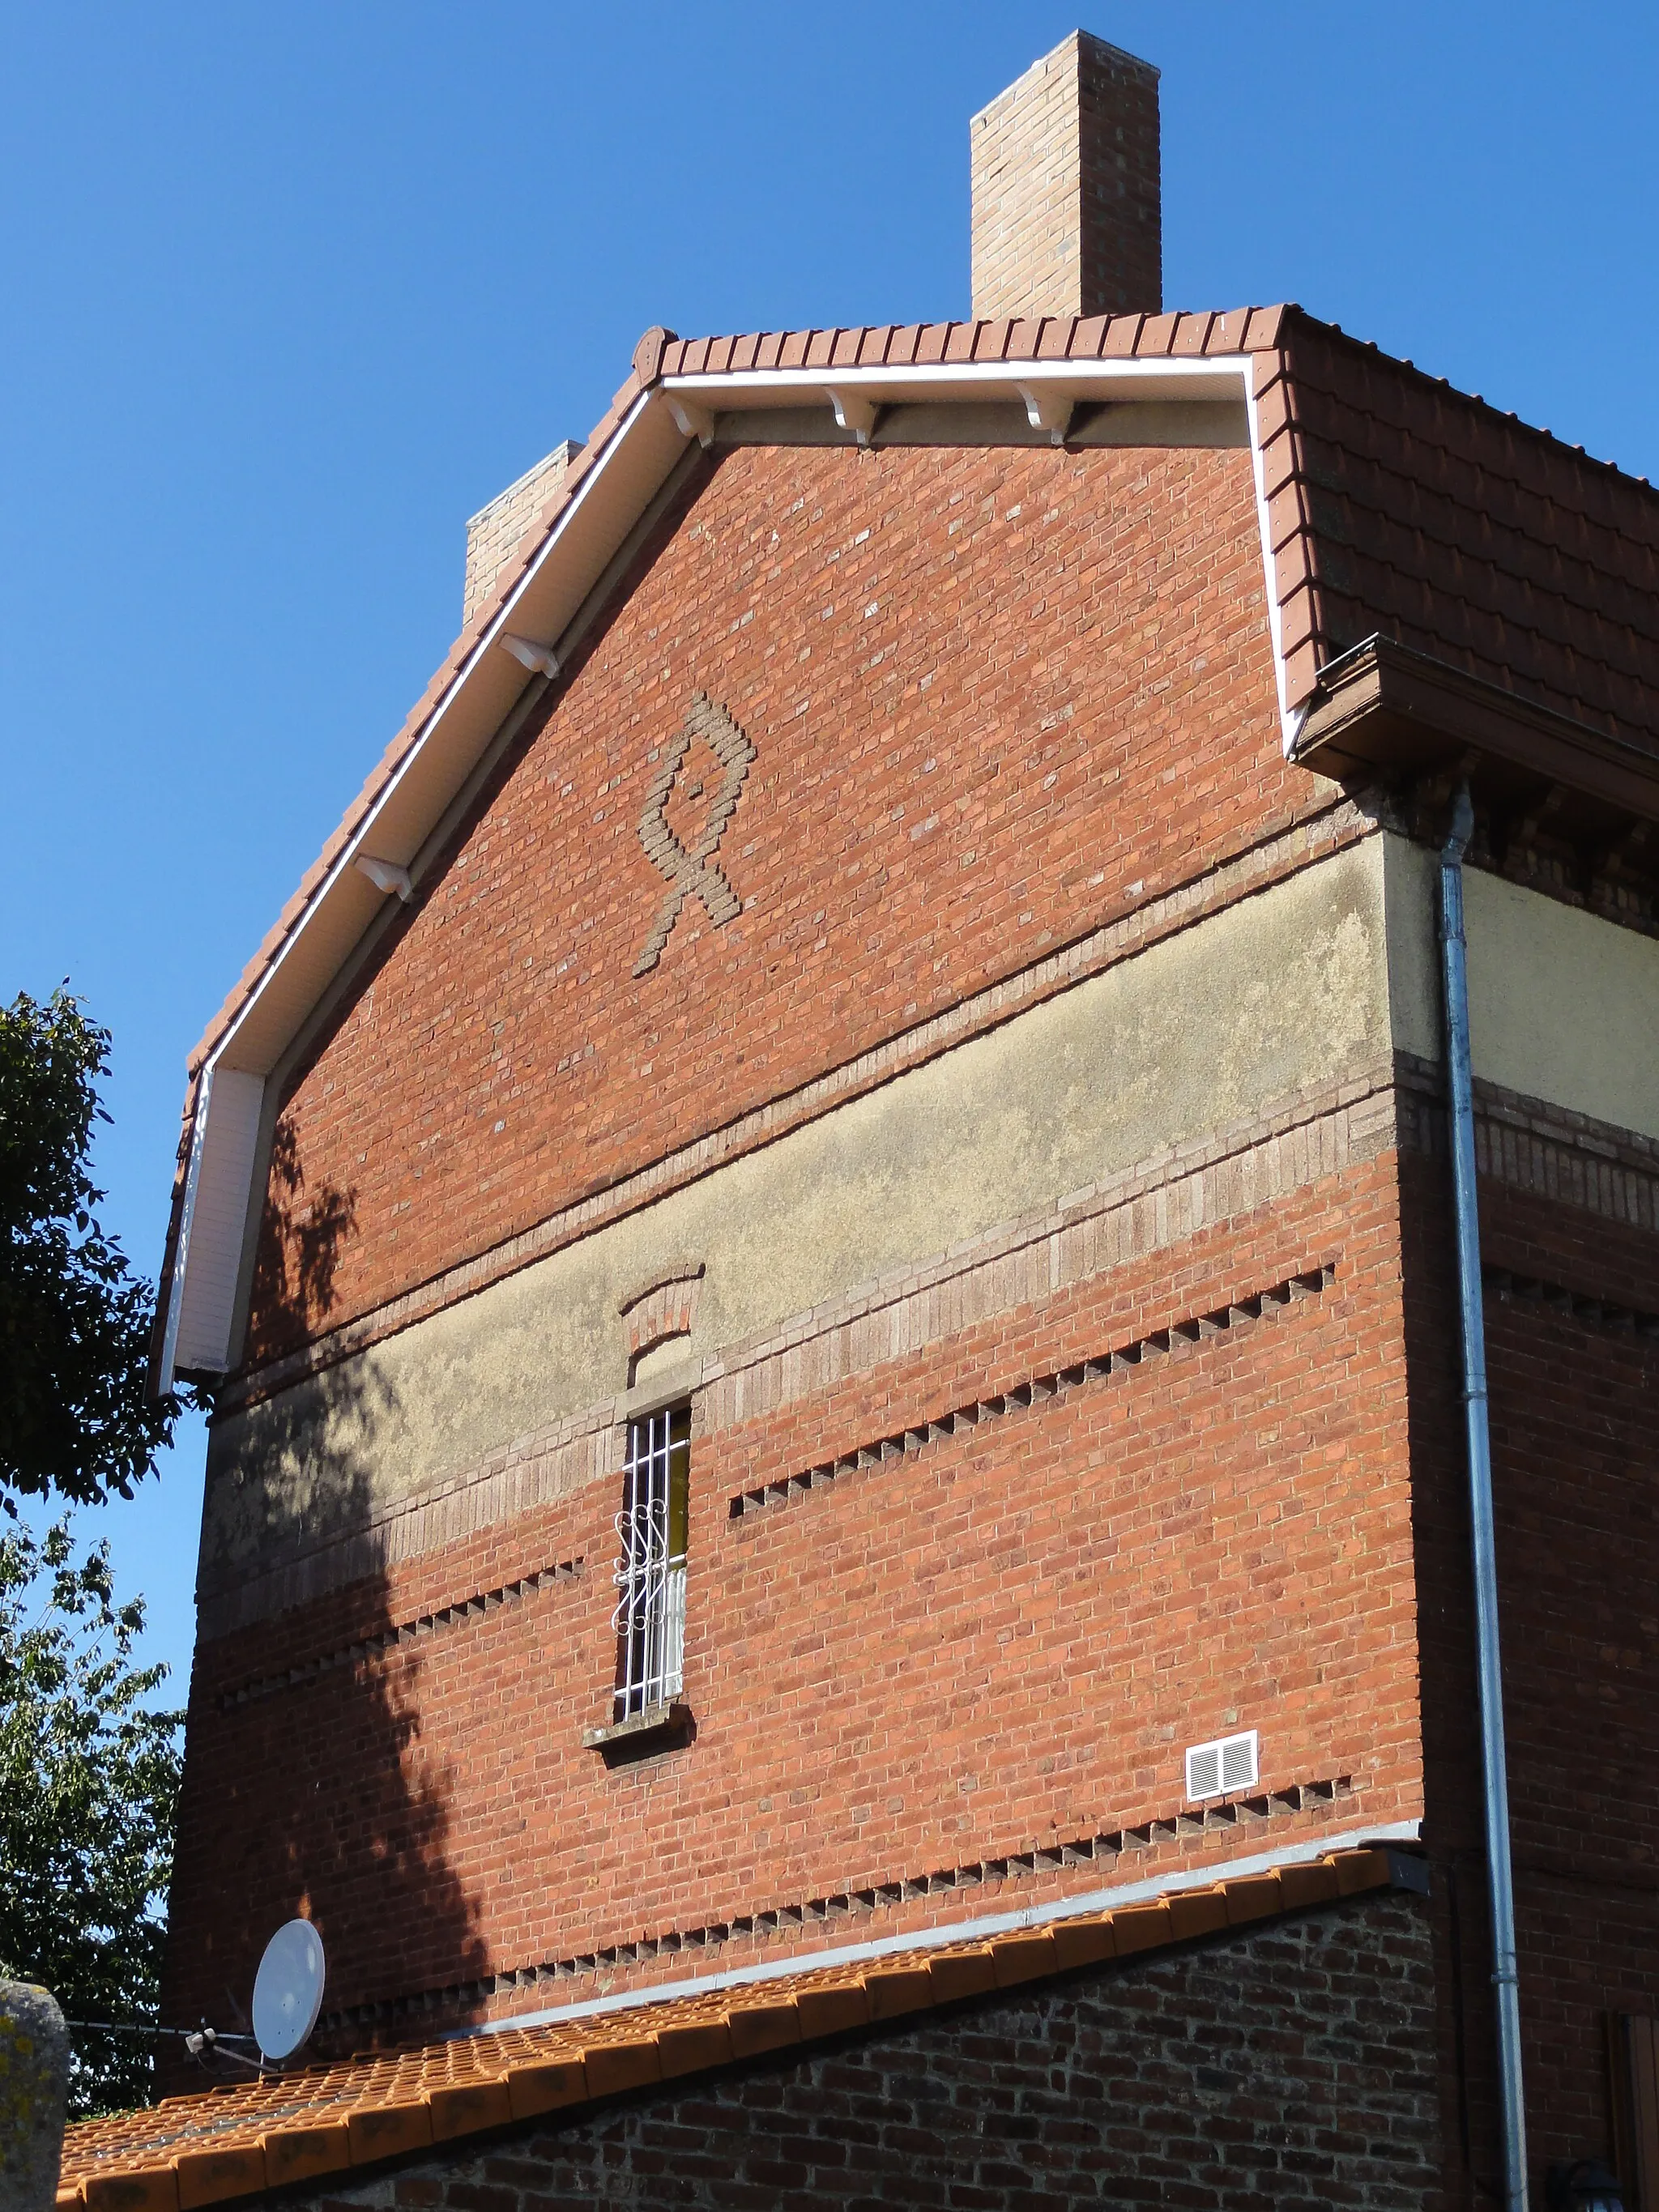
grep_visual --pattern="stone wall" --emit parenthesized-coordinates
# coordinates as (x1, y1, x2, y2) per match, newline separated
(292, 1895, 1443, 2211)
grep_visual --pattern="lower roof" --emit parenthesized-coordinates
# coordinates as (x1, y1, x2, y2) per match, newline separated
(62, 1843, 1417, 2212)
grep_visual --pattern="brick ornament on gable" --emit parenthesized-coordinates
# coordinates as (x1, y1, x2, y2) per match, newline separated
(633, 693, 756, 976)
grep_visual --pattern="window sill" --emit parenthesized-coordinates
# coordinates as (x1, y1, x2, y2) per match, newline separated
(582, 1700, 694, 1755)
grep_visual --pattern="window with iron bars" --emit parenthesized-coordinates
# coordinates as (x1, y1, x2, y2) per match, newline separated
(611, 1402, 689, 1720)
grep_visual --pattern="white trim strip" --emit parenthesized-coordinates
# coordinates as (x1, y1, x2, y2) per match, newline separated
(156, 1063, 214, 1392)
(200, 388, 659, 1083)
(460, 1819, 1421, 2040)
(662, 355, 1248, 403)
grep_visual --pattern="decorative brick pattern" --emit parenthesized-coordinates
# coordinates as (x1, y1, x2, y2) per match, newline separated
(315, 1775, 1355, 2035)
(632, 693, 755, 975)
(730, 1262, 1333, 1517)
(1484, 1263, 1659, 1341)
(199, 1077, 1392, 1635)
(166, 1160, 1424, 2047)
(216, 801, 1369, 1418)
(241, 436, 1297, 1366)
(619, 1269, 704, 1363)
(219, 1558, 585, 1711)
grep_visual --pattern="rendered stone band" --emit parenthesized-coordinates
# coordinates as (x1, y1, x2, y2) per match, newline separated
(633, 693, 756, 976)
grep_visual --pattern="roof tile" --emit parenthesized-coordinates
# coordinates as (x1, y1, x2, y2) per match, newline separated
(61, 1852, 1407, 2210)
(174, 2149, 266, 2212)
(1137, 310, 1180, 356)
(504, 2057, 587, 2120)
(346, 2104, 431, 2163)
(582, 2037, 661, 2097)
(255, 2126, 349, 2188)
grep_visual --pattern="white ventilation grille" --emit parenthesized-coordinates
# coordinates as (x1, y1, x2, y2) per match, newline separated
(1185, 1729, 1259, 1802)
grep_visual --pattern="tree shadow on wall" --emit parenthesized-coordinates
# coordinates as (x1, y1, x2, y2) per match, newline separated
(162, 1129, 489, 2081)
(245, 1120, 358, 1362)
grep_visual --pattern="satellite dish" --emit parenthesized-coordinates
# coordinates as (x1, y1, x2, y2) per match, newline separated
(251, 1919, 326, 2062)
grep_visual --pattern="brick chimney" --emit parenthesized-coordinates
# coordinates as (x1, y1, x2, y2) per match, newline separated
(463, 440, 579, 627)
(970, 31, 1161, 322)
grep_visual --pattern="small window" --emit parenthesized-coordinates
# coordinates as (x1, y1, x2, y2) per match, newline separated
(612, 1401, 690, 1721)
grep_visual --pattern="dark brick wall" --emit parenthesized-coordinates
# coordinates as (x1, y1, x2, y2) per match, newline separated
(1401, 1151, 1659, 2195)
(301, 1895, 1441, 2212)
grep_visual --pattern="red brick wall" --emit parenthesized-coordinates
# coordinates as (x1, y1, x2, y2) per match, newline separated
(1401, 1154, 1659, 2195)
(245, 437, 1310, 1366)
(166, 1164, 1424, 2049)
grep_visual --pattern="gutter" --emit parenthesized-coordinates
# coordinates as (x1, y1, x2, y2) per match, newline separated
(1439, 785, 1529, 2212)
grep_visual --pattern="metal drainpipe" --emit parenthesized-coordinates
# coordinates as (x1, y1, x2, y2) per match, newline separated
(1439, 785, 1529, 2212)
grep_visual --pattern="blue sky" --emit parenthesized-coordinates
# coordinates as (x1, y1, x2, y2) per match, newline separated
(5, 0, 1657, 1699)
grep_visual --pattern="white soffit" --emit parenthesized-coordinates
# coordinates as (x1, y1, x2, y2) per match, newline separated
(160, 352, 1283, 1383)
(166, 1066, 264, 1377)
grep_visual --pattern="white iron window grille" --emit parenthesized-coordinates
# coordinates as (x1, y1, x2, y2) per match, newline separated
(612, 1402, 690, 1720)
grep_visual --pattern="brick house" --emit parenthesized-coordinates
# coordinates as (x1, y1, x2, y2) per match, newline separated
(61, 30, 1659, 2212)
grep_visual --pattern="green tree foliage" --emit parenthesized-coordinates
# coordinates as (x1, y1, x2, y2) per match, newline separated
(0, 987, 194, 1511)
(0, 1519, 181, 2116)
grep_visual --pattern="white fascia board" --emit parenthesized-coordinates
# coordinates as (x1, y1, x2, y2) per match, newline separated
(161, 390, 680, 1379)
(213, 386, 676, 1083)
(663, 353, 1250, 411)
(171, 1069, 265, 1373)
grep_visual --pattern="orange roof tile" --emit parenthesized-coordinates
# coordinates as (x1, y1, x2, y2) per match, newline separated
(60, 1850, 1407, 2210)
